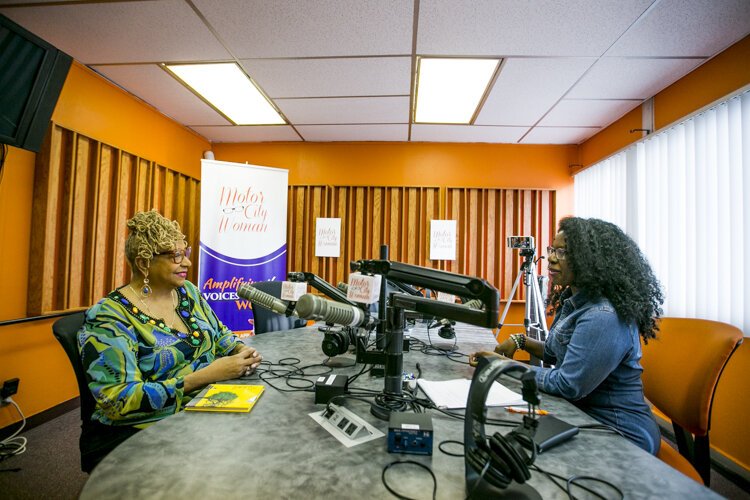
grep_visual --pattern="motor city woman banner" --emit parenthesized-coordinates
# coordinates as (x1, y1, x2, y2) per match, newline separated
(199, 159, 288, 335)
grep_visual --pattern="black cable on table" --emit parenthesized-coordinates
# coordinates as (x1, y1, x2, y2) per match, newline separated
(381, 460, 437, 500)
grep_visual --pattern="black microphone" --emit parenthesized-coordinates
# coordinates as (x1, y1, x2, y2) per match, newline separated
(237, 284, 297, 316)
(435, 298, 484, 327)
(435, 298, 484, 339)
(287, 272, 305, 282)
(295, 294, 375, 328)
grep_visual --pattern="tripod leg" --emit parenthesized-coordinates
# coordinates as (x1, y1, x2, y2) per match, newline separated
(524, 266, 550, 367)
(497, 267, 524, 329)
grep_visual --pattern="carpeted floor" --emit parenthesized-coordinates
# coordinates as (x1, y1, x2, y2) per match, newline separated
(1, 408, 748, 499)
(0, 409, 87, 500)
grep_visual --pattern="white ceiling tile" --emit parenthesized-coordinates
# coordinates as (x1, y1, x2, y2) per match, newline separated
(192, 0, 413, 58)
(240, 57, 411, 98)
(91, 64, 230, 126)
(417, 0, 653, 56)
(567, 57, 704, 99)
(277, 96, 410, 124)
(476, 57, 596, 126)
(190, 126, 301, 143)
(607, 0, 750, 57)
(411, 125, 528, 143)
(521, 127, 600, 144)
(539, 99, 640, 127)
(297, 125, 408, 142)
(1, 0, 744, 145)
(0, 0, 230, 64)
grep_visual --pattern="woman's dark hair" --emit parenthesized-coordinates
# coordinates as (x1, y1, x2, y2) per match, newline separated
(547, 217, 664, 342)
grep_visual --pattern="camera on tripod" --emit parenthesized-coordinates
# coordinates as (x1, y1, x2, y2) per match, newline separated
(507, 236, 535, 257)
(507, 236, 534, 250)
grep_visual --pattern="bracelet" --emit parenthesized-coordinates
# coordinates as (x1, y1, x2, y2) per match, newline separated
(510, 333, 526, 351)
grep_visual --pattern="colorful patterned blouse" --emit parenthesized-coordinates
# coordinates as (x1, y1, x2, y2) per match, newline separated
(79, 280, 242, 427)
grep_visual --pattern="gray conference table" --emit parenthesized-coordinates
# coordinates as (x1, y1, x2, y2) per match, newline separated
(80, 324, 717, 499)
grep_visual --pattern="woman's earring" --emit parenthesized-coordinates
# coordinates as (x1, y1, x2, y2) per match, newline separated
(141, 275, 152, 297)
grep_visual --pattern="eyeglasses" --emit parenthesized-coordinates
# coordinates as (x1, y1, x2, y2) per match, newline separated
(546, 246, 567, 260)
(157, 246, 192, 264)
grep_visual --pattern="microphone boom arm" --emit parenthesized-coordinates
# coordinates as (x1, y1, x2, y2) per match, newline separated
(287, 271, 358, 306)
(350, 260, 500, 329)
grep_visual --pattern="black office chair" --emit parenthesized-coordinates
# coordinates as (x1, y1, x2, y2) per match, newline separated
(52, 311, 97, 471)
(250, 280, 307, 334)
(53, 310, 142, 472)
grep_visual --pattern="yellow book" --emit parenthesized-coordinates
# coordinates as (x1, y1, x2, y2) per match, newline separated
(185, 384, 265, 413)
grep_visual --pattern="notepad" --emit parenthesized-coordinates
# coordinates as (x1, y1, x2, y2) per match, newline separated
(184, 384, 265, 413)
(417, 378, 525, 409)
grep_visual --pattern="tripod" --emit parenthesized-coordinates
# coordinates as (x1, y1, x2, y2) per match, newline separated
(497, 248, 549, 366)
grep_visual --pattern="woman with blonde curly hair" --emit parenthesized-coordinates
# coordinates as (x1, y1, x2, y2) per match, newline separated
(78, 209, 262, 471)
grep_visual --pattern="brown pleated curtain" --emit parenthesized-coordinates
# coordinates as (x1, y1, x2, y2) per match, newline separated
(29, 123, 555, 316)
(288, 186, 556, 302)
(28, 124, 201, 315)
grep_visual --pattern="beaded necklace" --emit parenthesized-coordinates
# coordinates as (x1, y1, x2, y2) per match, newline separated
(114, 285, 204, 348)
(128, 284, 178, 330)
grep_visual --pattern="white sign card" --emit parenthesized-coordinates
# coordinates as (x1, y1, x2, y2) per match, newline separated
(315, 218, 341, 257)
(346, 272, 382, 304)
(280, 281, 307, 301)
(430, 220, 457, 261)
(436, 291, 457, 304)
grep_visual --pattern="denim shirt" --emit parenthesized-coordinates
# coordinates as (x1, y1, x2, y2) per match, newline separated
(532, 289, 660, 454)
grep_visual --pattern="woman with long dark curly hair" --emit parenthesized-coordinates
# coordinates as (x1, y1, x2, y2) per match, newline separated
(472, 217, 664, 454)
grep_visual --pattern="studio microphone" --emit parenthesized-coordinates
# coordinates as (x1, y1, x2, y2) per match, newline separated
(436, 298, 484, 327)
(435, 298, 485, 339)
(237, 284, 297, 316)
(295, 294, 375, 328)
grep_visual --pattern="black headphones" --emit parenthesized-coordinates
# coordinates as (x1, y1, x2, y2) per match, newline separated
(464, 355, 540, 497)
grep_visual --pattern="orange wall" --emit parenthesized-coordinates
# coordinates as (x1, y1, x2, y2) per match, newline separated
(0, 62, 209, 428)
(215, 141, 577, 192)
(52, 62, 210, 178)
(580, 35, 750, 167)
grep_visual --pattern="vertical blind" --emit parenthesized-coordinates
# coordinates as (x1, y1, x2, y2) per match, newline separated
(575, 90, 749, 335)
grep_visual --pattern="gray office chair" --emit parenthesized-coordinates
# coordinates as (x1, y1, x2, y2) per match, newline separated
(250, 280, 307, 334)
(52, 310, 139, 472)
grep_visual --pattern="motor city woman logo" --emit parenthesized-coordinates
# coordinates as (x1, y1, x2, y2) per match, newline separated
(217, 185, 269, 234)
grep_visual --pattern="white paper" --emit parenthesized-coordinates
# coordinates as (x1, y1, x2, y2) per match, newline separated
(315, 218, 341, 257)
(417, 378, 525, 409)
(430, 220, 457, 261)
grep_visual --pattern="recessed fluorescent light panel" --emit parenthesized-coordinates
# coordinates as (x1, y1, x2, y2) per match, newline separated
(164, 62, 285, 125)
(414, 58, 499, 124)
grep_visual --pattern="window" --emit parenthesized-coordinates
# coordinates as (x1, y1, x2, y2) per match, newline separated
(575, 89, 749, 335)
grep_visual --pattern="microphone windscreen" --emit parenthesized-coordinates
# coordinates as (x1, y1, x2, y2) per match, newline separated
(237, 284, 290, 316)
(295, 294, 368, 327)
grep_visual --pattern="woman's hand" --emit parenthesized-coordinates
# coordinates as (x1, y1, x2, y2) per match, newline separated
(231, 344, 263, 372)
(493, 337, 518, 358)
(184, 348, 263, 393)
(469, 350, 504, 367)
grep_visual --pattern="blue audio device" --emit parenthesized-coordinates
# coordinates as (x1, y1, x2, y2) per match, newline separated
(387, 412, 433, 455)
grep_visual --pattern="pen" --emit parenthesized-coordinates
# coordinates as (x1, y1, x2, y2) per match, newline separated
(506, 407, 549, 416)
